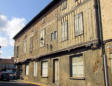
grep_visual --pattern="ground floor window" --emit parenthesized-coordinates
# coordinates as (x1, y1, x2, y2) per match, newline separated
(70, 54, 84, 78)
(25, 64, 29, 76)
(41, 61, 48, 77)
(34, 62, 38, 77)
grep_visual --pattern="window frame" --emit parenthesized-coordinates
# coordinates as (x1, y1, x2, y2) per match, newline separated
(34, 62, 38, 77)
(41, 61, 48, 78)
(70, 54, 85, 80)
(61, 20, 68, 41)
(25, 64, 29, 76)
(61, 0, 67, 10)
(110, 54, 112, 73)
(74, 12, 84, 37)
(40, 29, 46, 47)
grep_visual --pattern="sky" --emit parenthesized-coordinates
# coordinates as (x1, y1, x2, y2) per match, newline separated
(0, 0, 52, 59)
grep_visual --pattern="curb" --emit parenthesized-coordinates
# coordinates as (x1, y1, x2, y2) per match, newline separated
(23, 80, 46, 86)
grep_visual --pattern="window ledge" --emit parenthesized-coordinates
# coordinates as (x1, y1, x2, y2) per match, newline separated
(70, 77, 85, 80)
(41, 76, 48, 78)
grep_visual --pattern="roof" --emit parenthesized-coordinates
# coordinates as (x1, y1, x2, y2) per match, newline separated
(0, 58, 14, 64)
(13, 0, 60, 40)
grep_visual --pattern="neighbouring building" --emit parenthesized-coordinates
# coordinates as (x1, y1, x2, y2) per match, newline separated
(0, 57, 16, 72)
(13, 0, 112, 86)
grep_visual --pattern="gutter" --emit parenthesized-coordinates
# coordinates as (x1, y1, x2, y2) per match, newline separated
(95, 0, 109, 86)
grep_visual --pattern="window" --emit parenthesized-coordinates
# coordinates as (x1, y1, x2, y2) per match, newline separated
(24, 40, 27, 53)
(40, 29, 45, 47)
(16, 46, 19, 58)
(34, 62, 38, 77)
(30, 37, 33, 52)
(75, 13, 83, 36)
(51, 31, 57, 41)
(25, 64, 29, 76)
(42, 17, 46, 24)
(41, 61, 48, 77)
(62, 21, 68, 41)
(62, 0, 67, 10)
(70, 54, 84, 78)
(110, 54, 112, 73)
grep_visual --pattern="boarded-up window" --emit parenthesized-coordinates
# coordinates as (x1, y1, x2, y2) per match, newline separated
(40, 29, 45, 47)
(30, 37, 33, 52)
(71, 54, 84, 77)
(24, 40, 27, 53)
(42, 61, 48, 77)
(110, 54, 112, 73)
(62, 0, 67, 10)
(75, 13, 83, 36)
(34, 62, 38, 77)
(26, 64, 29, 76)
(62, 21, 68, 41)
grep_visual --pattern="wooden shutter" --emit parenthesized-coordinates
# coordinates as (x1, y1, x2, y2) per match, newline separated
(64, 21, 68, 40)
(62, 22, 65, 41)
(26, 64, 29, 75)
(34, 62, 37, 77)
(75, 14, 79, 36)
(79, 13, 83, 34)
(72, 56, 84, 77)
(42, 61, 48, 77)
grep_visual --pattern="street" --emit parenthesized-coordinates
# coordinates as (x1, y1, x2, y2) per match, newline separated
(0, 81, 40, 86)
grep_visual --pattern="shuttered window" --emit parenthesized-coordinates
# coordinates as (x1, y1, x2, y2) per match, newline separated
(34, 62, 38, 77)
(62, 21, 68, 41)
(110, 54, 112, 73)
(26, 64, 29, 76)
(75, 13, 83, 36)
(40, 29, 45, 47)
(42, 61, 48, 77)
(71, 54, 84, 77)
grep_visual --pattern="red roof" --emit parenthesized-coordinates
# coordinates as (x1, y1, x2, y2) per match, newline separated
(0, 58, 14, 64)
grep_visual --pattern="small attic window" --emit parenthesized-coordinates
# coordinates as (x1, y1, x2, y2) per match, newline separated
(42, 17, 46, 24)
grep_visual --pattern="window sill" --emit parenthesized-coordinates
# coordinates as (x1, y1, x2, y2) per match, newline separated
(41, 76, 48, 78)
(75, 33, 83, 37)
(70, 77, 85, 80)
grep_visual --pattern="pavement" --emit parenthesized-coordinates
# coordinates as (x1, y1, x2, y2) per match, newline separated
(0, 80, 40, 86)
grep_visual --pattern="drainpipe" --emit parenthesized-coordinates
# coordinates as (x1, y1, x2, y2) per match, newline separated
(95, 0, 109, 86)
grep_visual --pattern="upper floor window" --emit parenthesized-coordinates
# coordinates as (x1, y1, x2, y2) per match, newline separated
(16, 46, 19, 58)
(75, 13, 84, 36)
(51, 31, 57, 41)
(70, 54, 84, 78)
(42, 17, 46, 24)
(62, 21, 68, 41)
(61, 0, 67, 10)
(24, 40, 27, 53)
(30, 37, 33, 52)
(40, 29, 45, 47)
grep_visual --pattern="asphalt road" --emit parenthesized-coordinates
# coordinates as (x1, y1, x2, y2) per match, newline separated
(0, 81, 40, 86)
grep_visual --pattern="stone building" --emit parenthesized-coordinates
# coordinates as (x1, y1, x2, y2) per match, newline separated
(13, 0, 112, 86)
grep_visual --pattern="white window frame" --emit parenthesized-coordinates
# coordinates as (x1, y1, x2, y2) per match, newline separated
(71, 54, 84, 78)
(26, 64, 29, 76)
(34, 62, 38, 77)
(40, 29, 45, 47)
(75, 13, 84, 36)
(41, 61, 48, 77)
(51, 31, 57, 41)
(62, 21, 68, 41)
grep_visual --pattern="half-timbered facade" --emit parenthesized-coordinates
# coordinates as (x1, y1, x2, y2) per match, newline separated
(14, 0, 112, 86)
